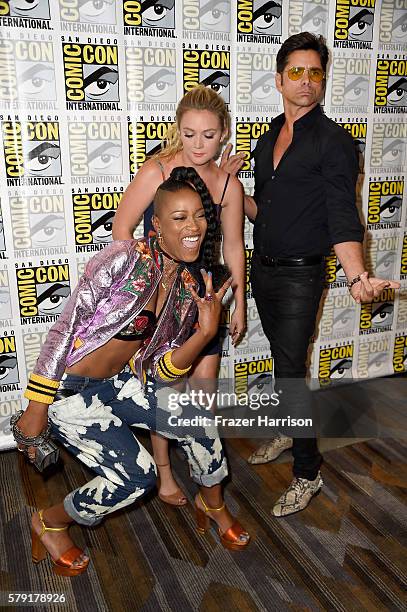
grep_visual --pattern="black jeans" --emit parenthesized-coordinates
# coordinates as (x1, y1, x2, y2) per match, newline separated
(250, 255, 325, 480)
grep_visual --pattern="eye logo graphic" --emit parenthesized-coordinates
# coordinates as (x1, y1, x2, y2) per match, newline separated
(236, 52, 279, 112)
(9, 194, 66, 252)
(183, 0, 230, 33)
(16, 263, 71, 324)
(235, 121, 270, 178)
(129, 121, 172, 179)
(69, 122, 123, 179)
(0, 0, 50, 20)
(331, 59, 370, 113)
(358, 337, 390, 378)
(324, 250, 348, 288)
(63, 43, 120, 110)
(379, 1, 407, 49)
(0, 334, 19, 389)
(2, 121, 62, 186)
(183, 49, 230, 103)
(367, 179, 404, 229)
(125, 46, 176, 106)
(334, 0, 375, 49)
(73, 191, 122, 252)
(234, 357, 273, 396)
(393, 334, 407, 373)
(288, 0, 328, 37)
(123, 0, 176, 36)
(374, 59, 407, 114)
(59, 0, 116, 24)
(360, 288, 395, 334)
(370, 121, 407, 171)
(337, 121, 367, 173)
(0, 269, 12, 320)
(237, 0, 282, 42)
(318, 343, 353, 387)
(319, 293, 356, 340)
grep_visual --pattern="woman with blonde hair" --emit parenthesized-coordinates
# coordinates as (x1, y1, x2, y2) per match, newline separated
(113, 85, 245, 506)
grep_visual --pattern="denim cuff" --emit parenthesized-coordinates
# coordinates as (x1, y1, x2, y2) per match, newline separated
(63, 490, 104, 526)
(190, 457, 228, 487)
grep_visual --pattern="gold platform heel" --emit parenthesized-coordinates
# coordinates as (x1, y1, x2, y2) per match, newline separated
(195, 493, 251, 550)
(32, 510, 89, 576)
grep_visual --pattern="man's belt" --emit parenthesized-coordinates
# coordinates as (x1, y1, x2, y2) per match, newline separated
(257, 254, 324, 267)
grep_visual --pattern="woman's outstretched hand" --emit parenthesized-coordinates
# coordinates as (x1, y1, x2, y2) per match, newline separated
(190, 270, 232, 341)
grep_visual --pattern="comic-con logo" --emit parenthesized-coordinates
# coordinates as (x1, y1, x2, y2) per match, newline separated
(125, 45, 176, 107)
(397, 284, 407, 329)
(367, 233, 398, 279)
(333, 0, 375, 49)
(324, 250, 347, 288)
(73, 190, 123, 253)
(400, 233, 407, 280)
(357, 336, 390, 378)
(374, 58, 407, 114)
(183, 48, 230, 103)
(237, 0, 282, 43)
(331, 57, 370, 113)
(62, 42, 119, 111)
(393, 334, 407, 372)
(370, 121, 406, 172)
(68, 121, 122, 182)
(22, 328, 48, 378)
(337, 120, 367, 173)
(235, 307, 268, 357)
(234, 356, 273, 396)
(245, 246, 253, 298)
(318, 343, 353, 386)
(0, 39, 56, 108)
(319, 292, 356, 340)
(235, 121, 270, 179)
(1, 120, 62, 186)
(0, 268, 12, 321)
(367, 179, 404, 229)
(0, 0, 50, 24)
(129, 120, 172, 179)
(236, 51, 279, 112)
(0, 200, 5, 254)
(379, 0, 407, 50)
(123, 0, 176, 37)
(59, 0, 117, 24)
(0, 332, 20, 392)
(183, 0, 230, 35)
(9, 194, 67, 254)
(16, 261, 71, 324)
(288, 0, 328, 37)
(359, 288, 395, 334)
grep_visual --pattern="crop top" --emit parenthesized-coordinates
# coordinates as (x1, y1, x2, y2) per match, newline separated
(114, 309, 156, 341)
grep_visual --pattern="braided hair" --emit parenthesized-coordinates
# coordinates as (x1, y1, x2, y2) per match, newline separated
(154, 166, 217, 272)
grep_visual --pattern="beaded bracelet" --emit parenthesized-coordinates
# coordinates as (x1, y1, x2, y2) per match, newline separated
(346, 273, 366, 291)
(10, 410, 51, 447)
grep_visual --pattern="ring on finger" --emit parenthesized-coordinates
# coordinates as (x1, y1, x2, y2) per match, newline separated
(204, 294, 213, 302)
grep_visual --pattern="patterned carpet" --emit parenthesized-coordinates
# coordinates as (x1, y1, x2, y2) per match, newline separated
(0, 435, 406, 612)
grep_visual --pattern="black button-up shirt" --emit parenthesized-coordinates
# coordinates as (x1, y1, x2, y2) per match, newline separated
(252, 104, 365, 257)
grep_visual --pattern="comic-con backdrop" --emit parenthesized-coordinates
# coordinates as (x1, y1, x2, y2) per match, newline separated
(0, 1, 405, 449)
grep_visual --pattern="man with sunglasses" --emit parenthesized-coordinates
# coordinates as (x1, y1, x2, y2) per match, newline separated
(242, 32, 399, 517)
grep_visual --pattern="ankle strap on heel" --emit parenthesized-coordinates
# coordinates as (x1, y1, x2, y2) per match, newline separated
(199, 492, 225, 513)
(38, 510, 69, 538)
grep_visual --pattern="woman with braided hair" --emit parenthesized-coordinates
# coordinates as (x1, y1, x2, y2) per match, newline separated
(113, 85, 246, 506)
(13, 167, 250, 577)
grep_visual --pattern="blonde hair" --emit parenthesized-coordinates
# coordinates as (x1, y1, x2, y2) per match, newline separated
(154, 85, 231, 160)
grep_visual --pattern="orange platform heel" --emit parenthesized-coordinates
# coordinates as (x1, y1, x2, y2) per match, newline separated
(32, 510, 89, 577)
(195, 493, 251, 551)
(156, 462, 188, 507)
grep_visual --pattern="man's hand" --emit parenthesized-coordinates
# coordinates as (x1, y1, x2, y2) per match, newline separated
(219, 144, 245, 176)
(350, 272, 400, 303)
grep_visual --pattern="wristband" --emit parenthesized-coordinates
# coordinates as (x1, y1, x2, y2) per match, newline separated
(157, 350, 192, 381)
(346, 273, 366, 290)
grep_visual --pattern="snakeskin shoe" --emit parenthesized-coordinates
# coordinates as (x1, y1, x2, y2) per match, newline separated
(247, 434, 293, 464)
(272, 472, 323, 517)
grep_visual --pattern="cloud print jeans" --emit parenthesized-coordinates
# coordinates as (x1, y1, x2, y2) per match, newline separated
(48, 369, 227, 526)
